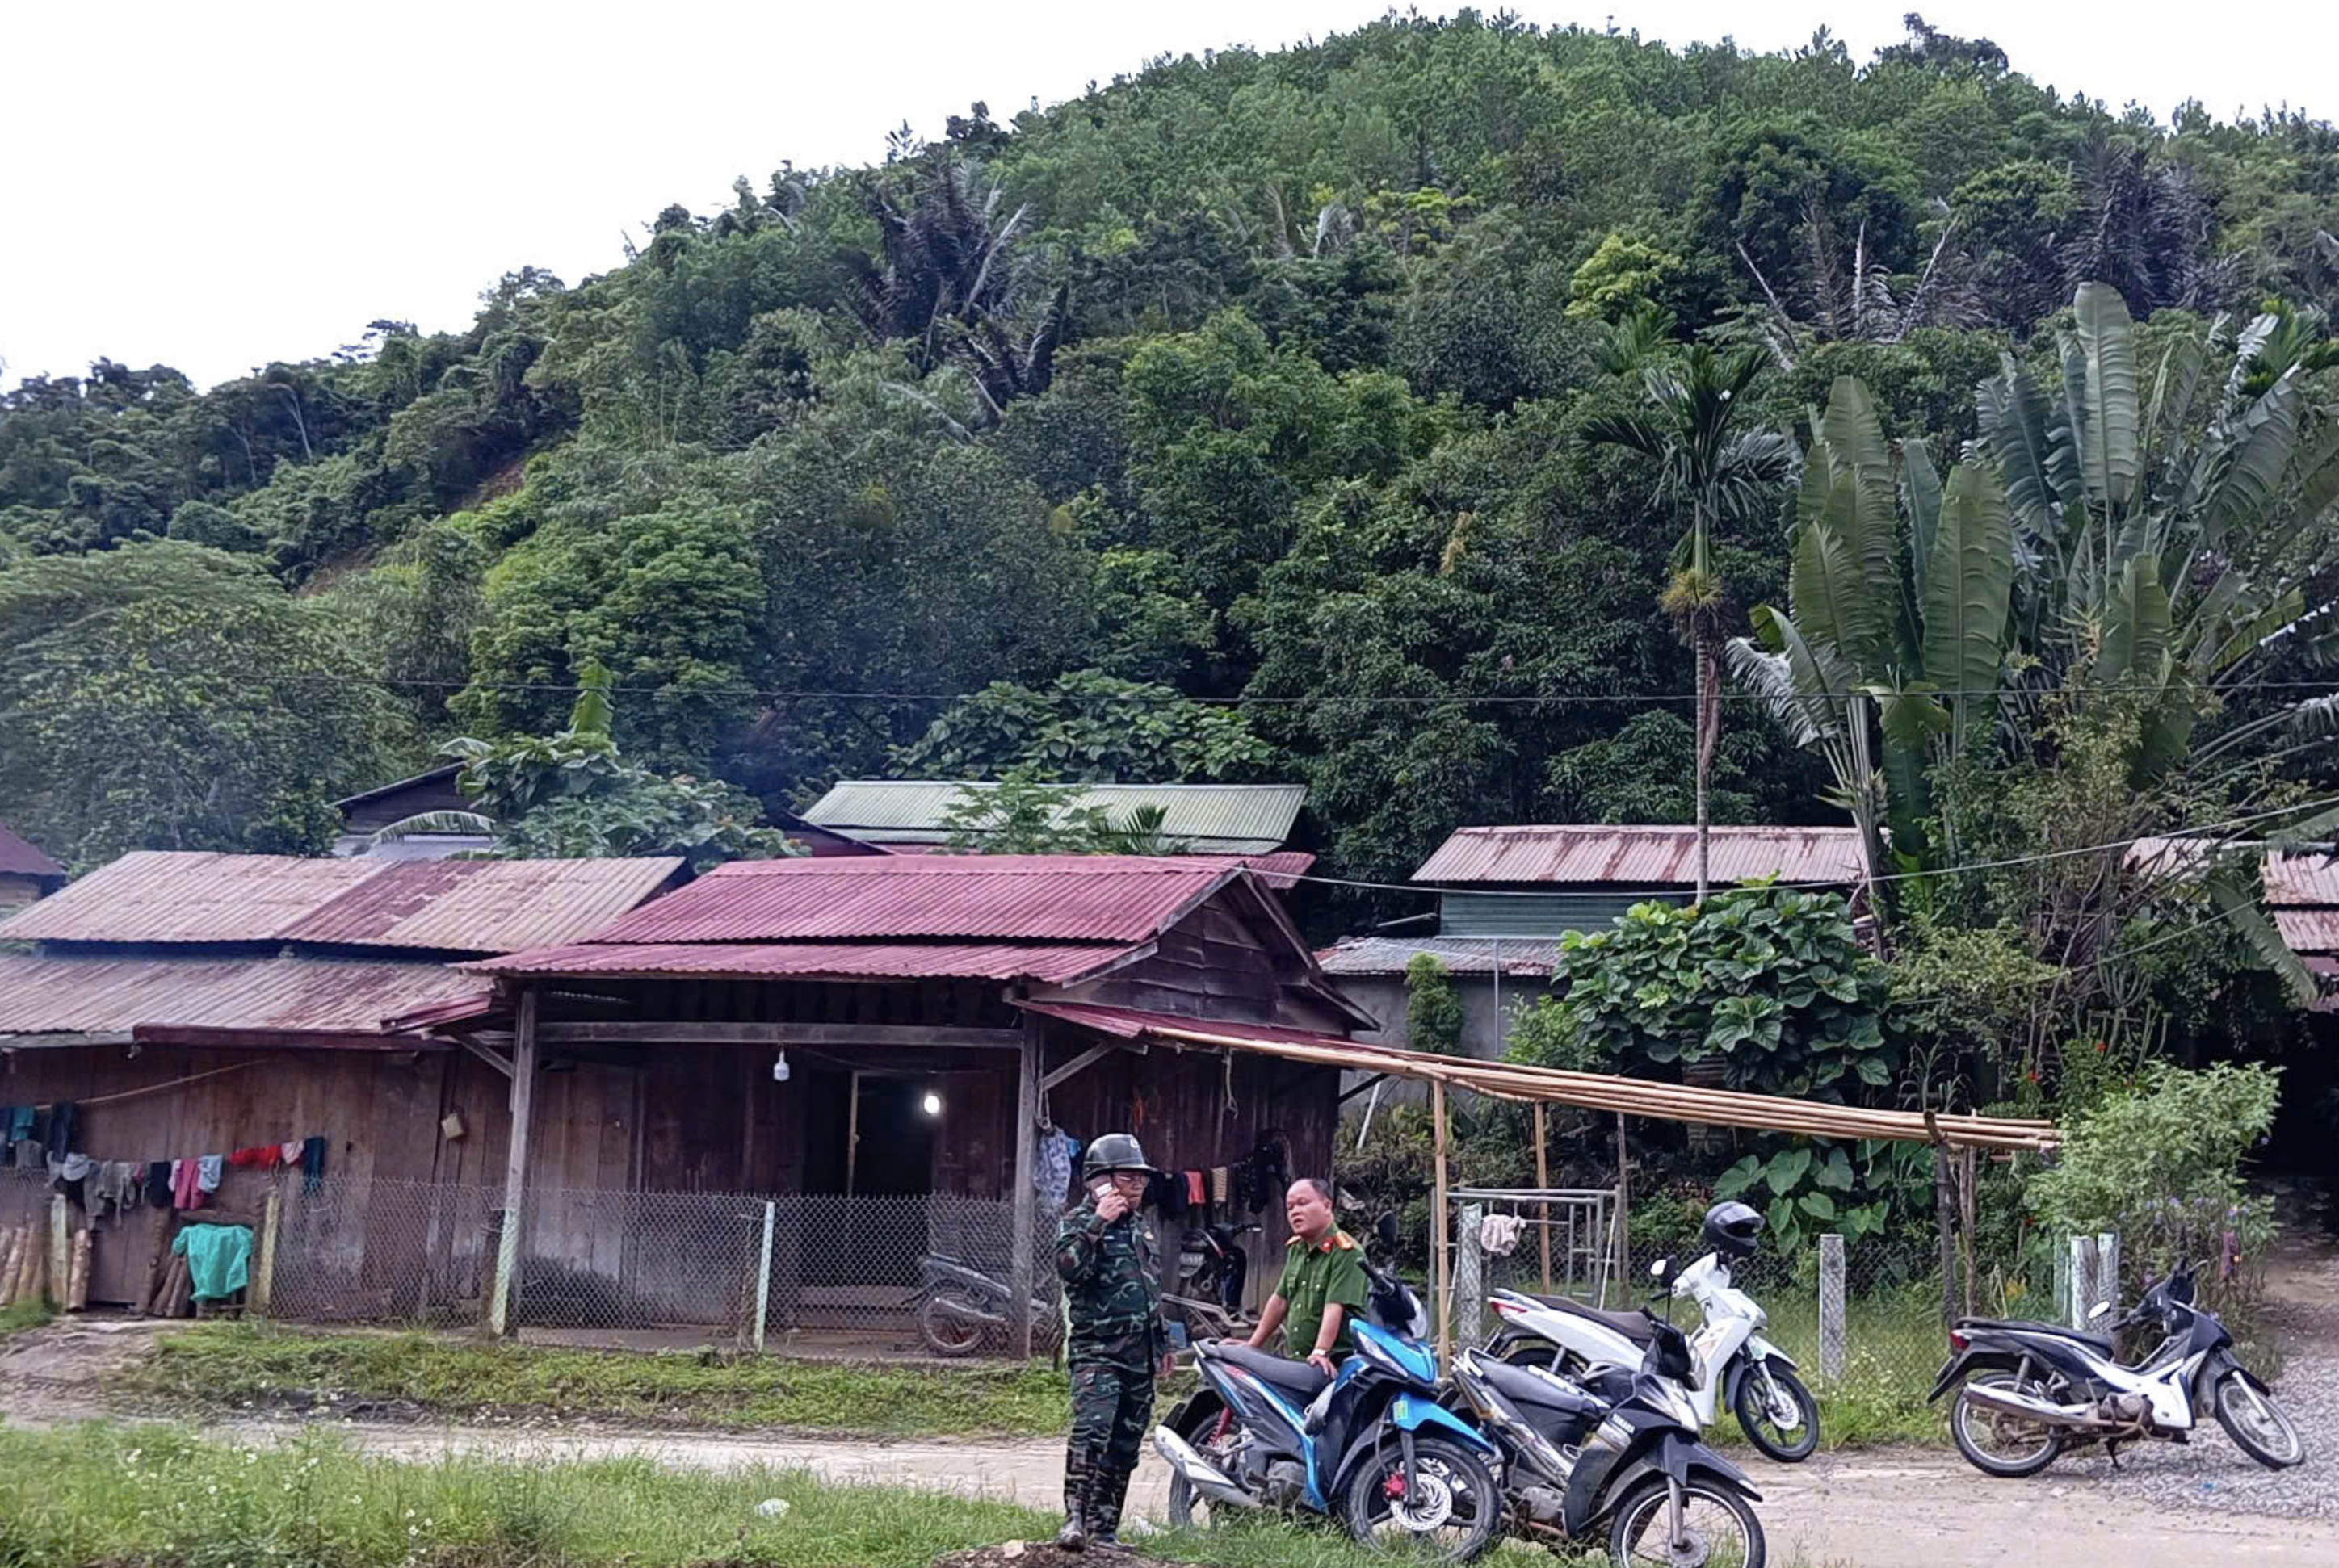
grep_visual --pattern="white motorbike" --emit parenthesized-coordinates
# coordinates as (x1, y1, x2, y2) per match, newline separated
(1486, 1251, 1821, 1462)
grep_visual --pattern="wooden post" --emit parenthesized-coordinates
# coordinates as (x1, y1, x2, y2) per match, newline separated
(753, 1201, 775, 1354)
(1431, 1081, 1451, 1359)
(1614, 1112, 1631, 1289)
(1533, 1104, 1553, 1294)
(1958, 1146, 1980, 1319)
(1819, 1232, 1847, 1382)
(48, 1197, 69, 1310)
(489, 985, 540, 1338)
(1934, 1142, 1958, 1328)
(251, 1190, 281, 1317)
(1010, 1012, 1041, 1362)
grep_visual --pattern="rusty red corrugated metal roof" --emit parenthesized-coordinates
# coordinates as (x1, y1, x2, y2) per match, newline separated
(587, 855, 1233, 945)
(279, 857, 683, 952)
(1412, 825, 1866, 885)
(0, 821, 64, 880)
(0, 849, 682, 953)
(2275, 908, 2339, 953)
(464, 939, 1140, 985)
(2266, 851, 2339, 908)
(0, 951, 489, 1039)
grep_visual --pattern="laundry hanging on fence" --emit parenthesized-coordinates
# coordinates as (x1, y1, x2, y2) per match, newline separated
(44, 1101, 78, 1163)
(229, 1145, 282, 1171)
(145, 1161, 174, 1209)
(173, 1222, 253, 1303)
(1035, 1126, 1076, 1203)
(1477, 1213, 1526, 1257)
(299, 1136, 328, 1193)
(171, 1159, 203, 1210)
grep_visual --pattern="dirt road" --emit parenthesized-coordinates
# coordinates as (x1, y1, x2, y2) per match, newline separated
(6, 1319, 2335, 1566)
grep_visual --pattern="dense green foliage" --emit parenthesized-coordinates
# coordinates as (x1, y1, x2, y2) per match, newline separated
(1403, 952, 1464, 1054)
(4, 15, 2336, 977)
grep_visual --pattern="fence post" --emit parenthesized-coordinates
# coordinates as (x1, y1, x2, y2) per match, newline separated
(1818, 1232, 1847, 1382)
(2096, 1231, 2119, 1327)
(1455, 1204, 1484, 1349)
(48, 1196, 69, 1310)
(251, 1189, 280, 1317)
(2065, 1234, 2098, 1330)
(753, 1201, 775, 1354)
(489, 985, 541, 1339)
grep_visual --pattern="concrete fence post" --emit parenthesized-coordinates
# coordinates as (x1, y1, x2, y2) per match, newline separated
(48, 1197, 69, 1310)
(2065, 1234, 2100, 1330)
(753, 1201, 776, 1354)
(1455, 1204, 1484, 1349)
(2096, 1231, 2119, 1326)
(1818, 1232, 1847, 1382)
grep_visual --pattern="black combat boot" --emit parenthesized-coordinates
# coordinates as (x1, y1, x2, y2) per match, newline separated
(1089, 1468, 1132, 1549)
(1056, 1497, 1089, 1553)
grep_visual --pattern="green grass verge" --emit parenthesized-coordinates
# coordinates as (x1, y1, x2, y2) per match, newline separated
(0, 1423, 1808, 1568)
(1, 1298, 54, 1337)
(114, 1323, 1079, 1436)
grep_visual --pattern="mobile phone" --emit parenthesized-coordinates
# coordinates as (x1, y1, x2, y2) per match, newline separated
(1090, 1178, 1115, 1202)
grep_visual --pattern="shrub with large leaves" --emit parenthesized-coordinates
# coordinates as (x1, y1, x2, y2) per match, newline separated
(1543, 884, 1895, 1098)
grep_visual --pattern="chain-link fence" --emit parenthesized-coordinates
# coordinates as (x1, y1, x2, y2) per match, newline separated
(262, 1176, 1060, 1356)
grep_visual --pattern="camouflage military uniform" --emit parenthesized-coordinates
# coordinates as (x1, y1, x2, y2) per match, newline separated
(1056, 1196, 1167, 1543)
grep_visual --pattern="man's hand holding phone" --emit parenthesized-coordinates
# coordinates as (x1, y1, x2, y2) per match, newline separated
(1093, 1180, 1131, 1222)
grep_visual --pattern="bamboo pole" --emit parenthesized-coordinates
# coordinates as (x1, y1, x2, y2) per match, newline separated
(1122, 1023, 2060, 1150)
(0, 1226, 19, 1306)
(69, 1230, 90, 1311)
(1431, 1081, 1451, 1359)
(1533, 1104, 1552, 1294)
(1615, 1112, 1631, 1291)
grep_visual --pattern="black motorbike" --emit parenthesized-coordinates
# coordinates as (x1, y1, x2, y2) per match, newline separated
(911, 1251, 1059, 1358)
(1165, 1221, 1260, 1344)
(1929, 1256, 2303, 1478)
(1450, 1256, 1767, 1568)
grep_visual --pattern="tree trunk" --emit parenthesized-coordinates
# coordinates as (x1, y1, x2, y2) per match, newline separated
(1694, 627, 1719, 903)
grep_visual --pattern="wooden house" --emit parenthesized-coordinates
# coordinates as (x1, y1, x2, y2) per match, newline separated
(0, 821, 64, 911)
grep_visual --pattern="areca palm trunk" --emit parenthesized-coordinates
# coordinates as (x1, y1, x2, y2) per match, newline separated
(1695, 628, 1716, 903)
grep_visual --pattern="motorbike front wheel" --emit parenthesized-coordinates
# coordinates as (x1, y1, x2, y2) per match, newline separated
(2214, 1373, 2305, 1469)
(915, 1293, 986, 1357)
(1164, 1398, 1239, 1530)
(1732, 1362, 1820, 1462)
(1337, 1435, 1502, 1562)
(1607, 1475, 1766, 1568)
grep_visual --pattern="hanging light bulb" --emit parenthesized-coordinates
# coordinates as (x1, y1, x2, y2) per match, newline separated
(771, 1050, 791, 1083)
(922, 1091, 943, 1117)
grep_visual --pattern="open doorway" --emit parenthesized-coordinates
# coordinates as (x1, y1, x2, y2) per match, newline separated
(801, 1070, 939, 1197)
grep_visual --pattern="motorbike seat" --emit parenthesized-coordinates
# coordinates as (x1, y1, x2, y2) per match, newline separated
(1476, 1356, 1604, 1419)
(1203, 1340, 1333, 1402)
(1529, 1293, 1659, 1346)
(1957, 1317, 2114, 1354)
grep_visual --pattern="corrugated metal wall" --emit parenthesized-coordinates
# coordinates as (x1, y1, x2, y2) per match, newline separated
(1438, 889, 1677, 937)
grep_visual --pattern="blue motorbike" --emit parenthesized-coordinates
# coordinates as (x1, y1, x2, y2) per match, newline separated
(1152, 1215, 1504, 1562)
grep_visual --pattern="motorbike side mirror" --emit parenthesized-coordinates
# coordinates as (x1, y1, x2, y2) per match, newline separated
(1375, 1212, 1400, 1249)
(1649, 1257, 1669, 1281)
(2089, 1301, 2113, 1321)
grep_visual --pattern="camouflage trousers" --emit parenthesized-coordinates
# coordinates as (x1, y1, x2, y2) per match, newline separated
(1064, 1344, 1155, 1534)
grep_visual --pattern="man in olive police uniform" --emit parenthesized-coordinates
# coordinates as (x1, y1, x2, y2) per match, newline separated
(1244, 1176, 1368, 1376)
(1055, 1132, 1174, 1552)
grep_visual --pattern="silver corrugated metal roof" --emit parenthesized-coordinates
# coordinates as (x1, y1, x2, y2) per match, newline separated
(1413, 825, 1866, 885)
(803, 780, 1307, 853)
(1315, 936, 1556, 977)
(0, 951, 489, 1039)
(0, 850, 682, 954)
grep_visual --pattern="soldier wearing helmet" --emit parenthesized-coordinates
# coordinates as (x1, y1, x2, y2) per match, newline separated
(1053, 1131, 1173, 1552)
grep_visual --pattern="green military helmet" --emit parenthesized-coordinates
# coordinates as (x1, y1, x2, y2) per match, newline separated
(1081, 1132, 1159, 1178)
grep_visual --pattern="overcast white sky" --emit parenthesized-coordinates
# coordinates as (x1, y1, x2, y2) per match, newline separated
(6, 2, 2333, 391)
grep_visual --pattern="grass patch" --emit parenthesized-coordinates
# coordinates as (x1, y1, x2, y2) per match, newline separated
(0, 1423, 1814, 1568)
(1, 1298, 54, 1337)
(115, 1323, 1079, 1436)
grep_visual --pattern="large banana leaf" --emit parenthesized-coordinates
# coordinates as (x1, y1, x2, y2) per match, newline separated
(1976, 362, 2077, 540)
(1732, 607, 1854, 746)
(2144, 330, 2207, 476)
(1920, 462, 2014, 731)
(1790, 488, 1881, 670)
(2208, 875, 2320, 1008)
(2074, 282, 2140, 519)
(2096, 554, 2171, 686)
(2201, 375, 2303, 551)
(1902, 437, 1943, 597)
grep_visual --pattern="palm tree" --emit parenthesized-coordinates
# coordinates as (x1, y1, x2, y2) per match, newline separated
(1585, 347, 1797, 899)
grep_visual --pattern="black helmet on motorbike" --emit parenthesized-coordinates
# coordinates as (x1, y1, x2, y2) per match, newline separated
(1082, 1131, 1159, 1178)
(1703, 1200, 1764, 1260)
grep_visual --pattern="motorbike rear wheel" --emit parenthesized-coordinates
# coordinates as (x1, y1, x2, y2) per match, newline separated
(2214, 1373, 2305, 1469)
(1606, 1475, 1765, 1568)
(1948, 1370, 2063, 1478)
(915, 1293, 986, 1357)
(1337, 1435, 1502, 1562)
(1732, 1362, 1820, 1462)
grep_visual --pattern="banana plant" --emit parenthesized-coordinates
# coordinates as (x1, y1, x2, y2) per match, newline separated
(1725, 375, 2016, 891)
(1976, 281, 2339, 782)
